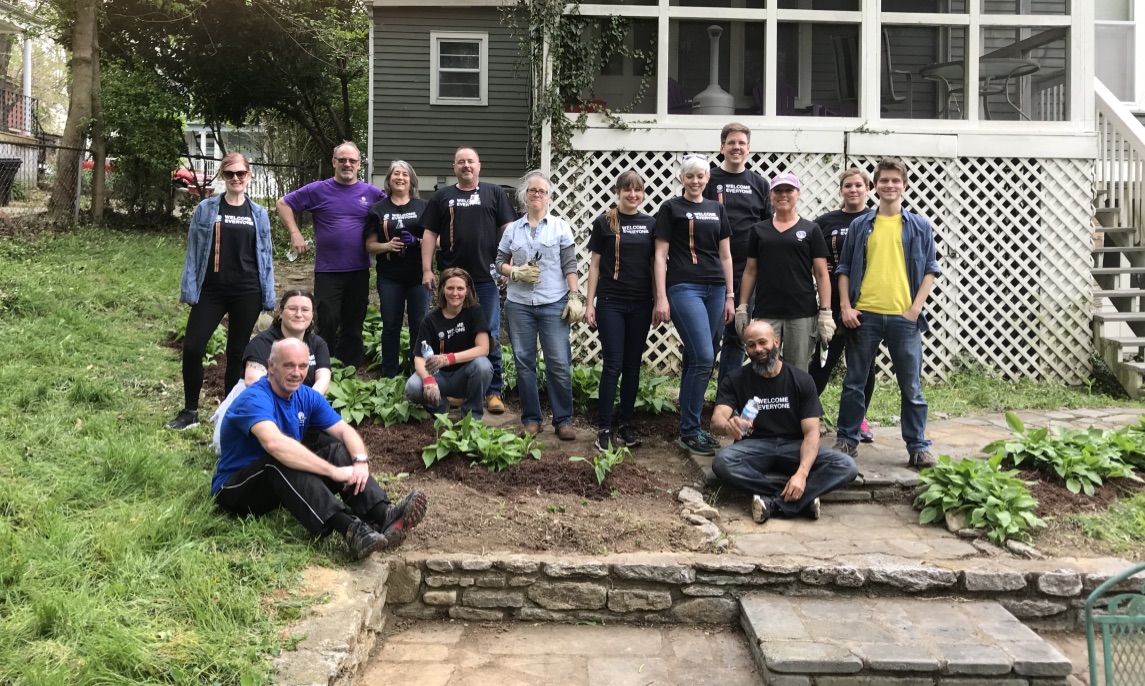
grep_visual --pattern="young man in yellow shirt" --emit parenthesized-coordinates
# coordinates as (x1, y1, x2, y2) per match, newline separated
(832, 158, 940, 469)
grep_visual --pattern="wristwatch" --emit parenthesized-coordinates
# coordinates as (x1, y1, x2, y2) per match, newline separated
(352, 454, 369, 464)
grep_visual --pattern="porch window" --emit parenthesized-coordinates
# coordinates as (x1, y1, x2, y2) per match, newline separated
(668, 19, 766, 115)
(429, 32, 488, 106)
(1095, 1, 1137, 104)
(585, 18, 658, 114)
(977, 26, 1069, 121)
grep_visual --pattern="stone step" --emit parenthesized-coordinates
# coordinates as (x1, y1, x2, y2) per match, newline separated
(1093, 245, 1145, 254)
(740, 595, 1074, 686)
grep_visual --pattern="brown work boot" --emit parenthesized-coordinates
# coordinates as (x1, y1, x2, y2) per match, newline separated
(556, 424, 576, 441)
(485, 395, 505, 414)
(521, 423, 541, 436)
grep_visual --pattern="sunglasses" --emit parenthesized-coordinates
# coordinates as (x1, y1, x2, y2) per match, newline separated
(335, 157, 360, 164)
(221, 169, 249, 180)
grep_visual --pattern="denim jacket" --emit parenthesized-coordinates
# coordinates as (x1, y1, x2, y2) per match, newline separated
(496, 214, 575, 306)
(179, 195, 277, 311)
(834, 208, 940, 332)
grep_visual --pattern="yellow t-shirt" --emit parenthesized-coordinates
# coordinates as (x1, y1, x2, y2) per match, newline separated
(855, 213, 912, 315)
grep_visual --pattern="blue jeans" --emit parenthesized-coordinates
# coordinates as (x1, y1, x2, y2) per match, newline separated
(404, 357, 493, 419)
(838, 312, 930, 452)
(712, 437, 858, 517)
(377, 277, 430, 378)
(667, 282, 725, 438)
(505, 297, 573, 428)
(595, 297, 653, 429)
(474, 280, 503, 397)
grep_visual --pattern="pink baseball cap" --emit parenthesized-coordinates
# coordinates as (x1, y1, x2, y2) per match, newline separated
(771, 172, 801, 190)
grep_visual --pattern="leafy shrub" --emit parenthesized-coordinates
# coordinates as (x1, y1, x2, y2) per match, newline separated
(501, 344, 545, 392)
(570, 443, 630, 485)
(171, 322, 226, 366)
(1115, 418, 1145, 470)
(634, 373, 678, 414)
(984, 412, 1141, 496)
(362, 306, 410, 373)
(325, 371, 428, 426)
(571, 365, 601, 410)
(422, 413, 543, 472)
(915, 453, 1044, 544)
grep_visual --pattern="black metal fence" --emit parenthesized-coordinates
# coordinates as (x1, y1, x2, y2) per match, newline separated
(0, 139, 87, 219)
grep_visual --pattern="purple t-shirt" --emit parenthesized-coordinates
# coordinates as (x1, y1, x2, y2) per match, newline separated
(284, 178, 386, 273)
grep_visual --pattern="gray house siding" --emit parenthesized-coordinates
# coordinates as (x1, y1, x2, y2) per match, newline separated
(372, 8, 530, 187)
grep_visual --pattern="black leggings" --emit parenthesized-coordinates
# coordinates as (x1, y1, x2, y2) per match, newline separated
(182, 289, 262, 411)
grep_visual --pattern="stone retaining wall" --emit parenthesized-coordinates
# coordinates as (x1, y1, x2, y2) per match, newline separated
(386, 554, 1139, 631)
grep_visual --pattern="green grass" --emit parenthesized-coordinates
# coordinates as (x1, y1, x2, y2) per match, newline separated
(1071, 493, 1145, 559)
(0, 230, 333, 685)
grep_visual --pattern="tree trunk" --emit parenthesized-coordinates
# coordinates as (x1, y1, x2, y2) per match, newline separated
(91, 26, 106, 223)
(48, 0, 98, 220)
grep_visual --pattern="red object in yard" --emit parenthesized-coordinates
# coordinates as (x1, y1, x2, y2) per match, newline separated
(81, 159, 113, 172)
(173, 168, 214, 197)
(564, 99, 608, 113)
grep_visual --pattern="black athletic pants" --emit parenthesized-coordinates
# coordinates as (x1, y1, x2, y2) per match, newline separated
(182, 289, 263, 411)
(214, 435, 391, 537)
(315, 269, 370, 369)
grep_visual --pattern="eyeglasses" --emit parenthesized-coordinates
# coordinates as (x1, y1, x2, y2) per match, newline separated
(221, 169, 249, 180)
(335, 157, 360, 165)
(526, 188, 549, 196)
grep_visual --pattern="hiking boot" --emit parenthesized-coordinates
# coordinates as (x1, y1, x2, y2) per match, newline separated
(908, 450, 937, 470)
(616, 424, 642, 448)
(447, 397, 463, 409)
(522, 423, 541, 436)
(678, 434, 715, 457)
(697, 429, 721, 450)
(859, 418, 874, 443)
(833, 439, 858, 459)
(377, 489, 428, 548)
(556, 424, 577, 441)
(751, 495, 772, 524)
(485, 395, 505, 414)
(807, 497, 821, 521)
(345, 518, 389, 559)
(595, 429, 616, 452)
(165, 409, 199, 431)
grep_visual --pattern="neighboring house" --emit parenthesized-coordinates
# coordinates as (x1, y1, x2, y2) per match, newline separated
(0, 0, 44, 188)
(182, 122, 287, 199)
(370, 0, 1145, 392)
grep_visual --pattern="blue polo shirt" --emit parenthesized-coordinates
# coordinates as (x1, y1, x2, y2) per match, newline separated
(211, 377, 342, 495)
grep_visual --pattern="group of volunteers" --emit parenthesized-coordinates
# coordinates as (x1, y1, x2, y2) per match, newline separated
(168, 122, 941, 558)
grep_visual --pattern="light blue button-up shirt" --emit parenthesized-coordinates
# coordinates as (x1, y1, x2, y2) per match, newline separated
(496, 214, 576, 306)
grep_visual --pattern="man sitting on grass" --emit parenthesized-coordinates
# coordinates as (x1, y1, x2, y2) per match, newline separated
(212, 338, 427, 559)
(711, 321, 858, 523)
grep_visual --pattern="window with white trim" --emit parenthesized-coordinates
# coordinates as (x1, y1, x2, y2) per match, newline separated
(1095, 0, 1139, 106)
(430, 32, 488, 106)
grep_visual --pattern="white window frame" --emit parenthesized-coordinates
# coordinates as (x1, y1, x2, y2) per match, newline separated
(1094, 0, 1143, 110)
(430, 31, 489, 106)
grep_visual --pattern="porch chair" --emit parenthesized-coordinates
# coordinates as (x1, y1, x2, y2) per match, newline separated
(668, 77, 693, 114)
(1084, 560, 1145, 685)
(830, 29, 915, 117)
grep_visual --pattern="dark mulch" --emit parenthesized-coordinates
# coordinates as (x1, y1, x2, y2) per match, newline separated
(1024, 469, 1145, 516)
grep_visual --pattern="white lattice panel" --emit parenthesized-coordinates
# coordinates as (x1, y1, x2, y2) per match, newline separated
(552, 149, 1094, 384)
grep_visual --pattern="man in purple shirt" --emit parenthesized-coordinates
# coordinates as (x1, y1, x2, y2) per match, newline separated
(278, 142, 386, 368)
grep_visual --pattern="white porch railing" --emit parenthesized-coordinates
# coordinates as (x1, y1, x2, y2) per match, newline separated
(1096, 79, 1145, 231)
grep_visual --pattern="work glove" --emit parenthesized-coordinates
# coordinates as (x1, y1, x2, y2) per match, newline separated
(562, 292, 587, 324)
(510, 264, 541, 284)
(817, 309, 836, 344)
(398, 230, 418, 246)
(734, 304, 750, 338)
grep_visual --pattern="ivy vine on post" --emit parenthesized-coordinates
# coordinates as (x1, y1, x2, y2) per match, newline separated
(502, 0, 656, 168)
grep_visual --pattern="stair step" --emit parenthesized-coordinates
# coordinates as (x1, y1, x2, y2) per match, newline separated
(1104, 337, 1145, 347)
(1094, 311, 1145, 322)
(689, 451, 917, 501)
(1094, 245, 1145, 254)
(740, 596, 1072, 684)
(1094, 289, 1145, 298)
(1096, 226, 1137, 234)
(1092, 267, 1145, 276)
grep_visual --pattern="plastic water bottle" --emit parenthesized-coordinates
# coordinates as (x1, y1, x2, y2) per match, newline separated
(740, 398, 760, 434)
(285, 239, 313, 262)
(421, 340, 434, 360)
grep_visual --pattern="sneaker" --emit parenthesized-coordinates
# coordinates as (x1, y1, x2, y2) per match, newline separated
(556, 424, 577, 441)
(807, 497, 821, 521)
(678, 434, 715, 457)
(616, 425, 642, 448)
(751, 495, 771, 524)
(908, 450, 937, 470)
(377, 489, 428, 548)
(345, 518, 389, 559)
(165, 409, 199, 431)
(485, 395, 505, 414)
(697, 429, 721, 450)
(859, 418, 874, 443)
(595, 429, 616, 451)
(833, 439, 858, 459)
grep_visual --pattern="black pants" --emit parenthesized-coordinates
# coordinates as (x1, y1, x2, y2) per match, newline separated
(315, 269, 370, 369)
(182, 289, 263, 411)
(810, 323, 876, 410)
(214, 435, 391, 537)
(595, 296, 653, 429)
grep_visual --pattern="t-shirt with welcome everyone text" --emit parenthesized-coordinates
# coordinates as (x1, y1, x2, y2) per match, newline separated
(714, 362, 821, 442)
(586, 211, 656, 302)
(653, 196, 731, 287)
(283, 178, 386, 273)
(364, 197, 429, 286)
(421, 184, 518, 284)
(202, 197, 260, 295)
(812, 208, 871, 312)
(413, 306, 490, 375)
(704, 167, 772, 281)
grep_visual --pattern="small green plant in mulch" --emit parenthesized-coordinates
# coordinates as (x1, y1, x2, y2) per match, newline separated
(915, 453, 1045, 544)
(634, 373, 678, 415)
(984, 412, 1142, 496)
(422, 413, 543, 472)
(325, 368, 428, 427)
(171, 320, 226, 366)
(570, 443, 631, 486)
(571, 364, 601, 411)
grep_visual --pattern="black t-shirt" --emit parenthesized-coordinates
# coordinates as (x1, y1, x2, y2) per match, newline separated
(241, 324, 331, 388)
(202, 198, 260, 294)
(704, 167, 773, 281)
(715, 363, 822, 441)
(414, 306, 490, 374)
(812, 208, 871, 312)
(421, 184, 518, 283)
(587, 211, 656, 302)
(365, 197, 429, 286)
(654, 197, 732, 287)
(747, 217, 829, 319)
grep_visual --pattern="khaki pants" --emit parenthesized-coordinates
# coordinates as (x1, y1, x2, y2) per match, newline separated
(761, 315, 818, 372)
